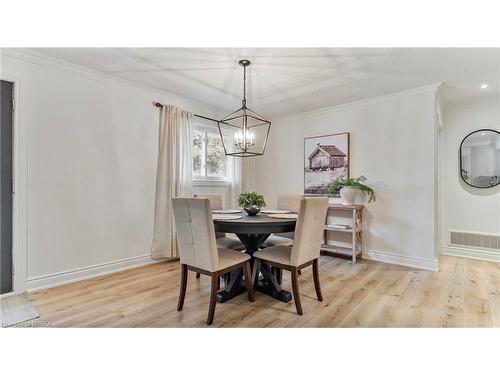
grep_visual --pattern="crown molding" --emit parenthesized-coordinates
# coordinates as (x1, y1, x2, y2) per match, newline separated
(1, 48, 224, 118)
(443, 94, 500, 110)
(270, 82, 443, 123)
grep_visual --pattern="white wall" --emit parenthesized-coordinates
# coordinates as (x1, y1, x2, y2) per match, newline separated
(248, 86, 440, 270)
(440, 98, 500, 259)
(1, 49, 220, 291)
(193, 182, 231, 207)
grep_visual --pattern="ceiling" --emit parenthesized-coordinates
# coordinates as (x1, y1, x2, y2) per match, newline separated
(31, 48, 500, 119)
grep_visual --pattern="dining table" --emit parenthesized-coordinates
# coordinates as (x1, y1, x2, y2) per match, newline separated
(213, 213, 297, 303)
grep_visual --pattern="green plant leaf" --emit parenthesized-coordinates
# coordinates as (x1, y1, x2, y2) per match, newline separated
(322, 175, 376, 202)
(237, 192, 266, 208)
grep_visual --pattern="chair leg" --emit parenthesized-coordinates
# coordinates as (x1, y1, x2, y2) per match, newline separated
(243, 261, 255, 302)
(253, 259, 260, 295)
(207, 273, 219, 325)
(291, 268, 303, 315)
(196, 272, 200, 279)
(297, 269, 302, 276)
(177, 264, 188, 311)
(312, 258, 323, 301)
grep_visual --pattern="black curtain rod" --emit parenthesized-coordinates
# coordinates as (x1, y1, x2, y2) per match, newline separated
(153, 102, 218, 123)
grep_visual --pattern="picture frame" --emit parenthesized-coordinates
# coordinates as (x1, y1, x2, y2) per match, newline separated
(304, 132, 350, 195)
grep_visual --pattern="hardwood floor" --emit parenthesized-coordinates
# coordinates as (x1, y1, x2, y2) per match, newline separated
(28, 255, 500, 327)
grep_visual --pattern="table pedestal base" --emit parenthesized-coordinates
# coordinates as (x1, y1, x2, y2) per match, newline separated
(216, 232, 292, 304)
(255, 263, 292, 302)
(216, 272, 246, 303)
(255, 283, 292, 303)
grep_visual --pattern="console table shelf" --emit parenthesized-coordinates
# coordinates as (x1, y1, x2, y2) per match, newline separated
(323, 225, 362, 233)
(321, 203, 364, 262)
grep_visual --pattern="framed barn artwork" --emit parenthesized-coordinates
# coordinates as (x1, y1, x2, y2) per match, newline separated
(304, 132, 350, 195)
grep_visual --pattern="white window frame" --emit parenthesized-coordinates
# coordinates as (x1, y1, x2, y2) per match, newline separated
(192, 122, 228, 183)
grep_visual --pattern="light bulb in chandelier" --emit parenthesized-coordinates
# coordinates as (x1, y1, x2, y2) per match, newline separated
(234, 129, 255, 150)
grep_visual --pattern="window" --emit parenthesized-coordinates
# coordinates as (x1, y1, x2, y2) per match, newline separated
(193, 125, 228, 181)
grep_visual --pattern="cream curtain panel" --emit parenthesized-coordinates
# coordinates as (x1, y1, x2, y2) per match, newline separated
(151, 105, 193, 259)
(228, 156, 250, 208)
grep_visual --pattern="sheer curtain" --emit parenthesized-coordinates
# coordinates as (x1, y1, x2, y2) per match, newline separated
(151, 105, 193, 259)
(228, 156, 250, 208)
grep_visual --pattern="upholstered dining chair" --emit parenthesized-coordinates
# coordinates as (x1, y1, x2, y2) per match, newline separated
(261, 193, 304, 248)
(253, 197, 328, 316)
(260, 193, 304, 282)
(193, 193, 245, 249)
(172, 198, 254, 325)
(193, 193, 245, 280)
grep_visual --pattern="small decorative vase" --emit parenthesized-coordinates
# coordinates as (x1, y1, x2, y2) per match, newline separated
(244, 206, 260, 216)
(340, 186, 358, 205)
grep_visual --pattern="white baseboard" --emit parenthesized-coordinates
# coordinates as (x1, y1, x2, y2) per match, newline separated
(362, 249, 439, 271)
(441, 245, 500, 263)
(27, 254, 164, 293)
(25, 249, 441, 293)
(0, 291, 20, 299)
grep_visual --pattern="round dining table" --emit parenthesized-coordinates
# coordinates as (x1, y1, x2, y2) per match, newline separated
(213, 213, 297, 303)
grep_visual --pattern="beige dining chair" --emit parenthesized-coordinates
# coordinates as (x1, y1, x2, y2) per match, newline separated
(261, 193, 304, 248)
(253, 197, 328, 316)
(172, 198, 254, 325)
(193, 193, 245, 280)
(194, 193, 245, 249)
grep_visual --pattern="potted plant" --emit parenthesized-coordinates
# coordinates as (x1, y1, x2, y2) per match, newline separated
(237, 192, 266, 215)
(323, 176, 376, 205)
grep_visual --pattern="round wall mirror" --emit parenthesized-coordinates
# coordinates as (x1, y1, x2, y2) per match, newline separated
(460, 129, 500, 188)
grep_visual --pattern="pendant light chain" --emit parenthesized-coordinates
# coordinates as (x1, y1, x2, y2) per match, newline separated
(243, 64, 247, 106)
(242, 65, 247, 151)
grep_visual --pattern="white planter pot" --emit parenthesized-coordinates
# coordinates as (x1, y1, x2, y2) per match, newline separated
(340, 186, 358, 205)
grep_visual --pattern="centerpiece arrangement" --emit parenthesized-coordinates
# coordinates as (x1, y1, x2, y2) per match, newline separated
(323, 175, 376, 205)
(237, 192, 266, 215)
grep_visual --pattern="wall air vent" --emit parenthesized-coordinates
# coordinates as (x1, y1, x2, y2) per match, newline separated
(450, 230, 500, 251)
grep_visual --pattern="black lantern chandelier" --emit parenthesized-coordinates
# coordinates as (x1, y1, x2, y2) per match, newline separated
(217, 60, 271, 157)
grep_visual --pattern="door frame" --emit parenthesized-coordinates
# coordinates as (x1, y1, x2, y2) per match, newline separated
(0, 75, 28, 295)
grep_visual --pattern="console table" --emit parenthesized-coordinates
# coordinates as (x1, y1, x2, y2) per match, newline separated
(321, 204, 364, 262)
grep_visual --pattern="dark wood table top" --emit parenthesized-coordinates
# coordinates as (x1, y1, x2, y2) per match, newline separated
(213, 213, 296, 235)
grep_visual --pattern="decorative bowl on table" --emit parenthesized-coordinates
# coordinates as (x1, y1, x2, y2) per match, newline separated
(244, 206, 260, 216)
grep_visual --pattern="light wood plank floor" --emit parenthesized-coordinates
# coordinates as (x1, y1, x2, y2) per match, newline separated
(27, 255, 500, 327)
